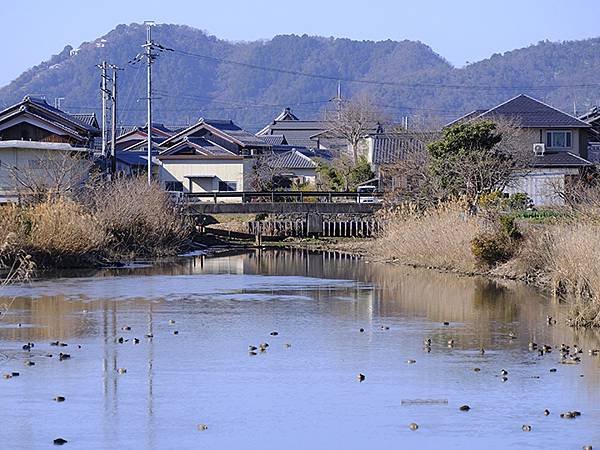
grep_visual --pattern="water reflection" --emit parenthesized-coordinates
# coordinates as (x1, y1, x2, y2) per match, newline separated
(0, 249, 599, 449)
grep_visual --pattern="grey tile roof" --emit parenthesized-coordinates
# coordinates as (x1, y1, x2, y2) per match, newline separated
(271, 150, 317, 169)
(371, 133, 432, 165)
(531, 151, 592, 167)
(70, 113, 99, 128)
(26, 96, 100, 133)
(203, 119, 269, 147)
(459, 94, 591, 128)
(116, 150, 159, 166)
(261, 134, 287, 146)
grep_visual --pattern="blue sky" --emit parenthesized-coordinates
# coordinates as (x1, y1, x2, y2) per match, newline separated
(2, 0, 600, 87)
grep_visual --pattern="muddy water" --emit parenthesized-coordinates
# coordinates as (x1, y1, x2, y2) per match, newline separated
(0, 249, 599, 449)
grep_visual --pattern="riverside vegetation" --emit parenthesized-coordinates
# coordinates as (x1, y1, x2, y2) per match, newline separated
(0, 177, 192, 270)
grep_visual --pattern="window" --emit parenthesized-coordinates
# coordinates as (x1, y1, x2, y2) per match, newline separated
(165, 181, 184, 192)
(546, 131, 572, 149)
(218, 181, 237, 192)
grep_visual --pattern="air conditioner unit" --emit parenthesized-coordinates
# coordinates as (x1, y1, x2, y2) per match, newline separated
(533, 143, 545, 155)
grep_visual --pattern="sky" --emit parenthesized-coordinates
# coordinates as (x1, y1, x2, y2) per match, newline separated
(2, 0, 600, 87)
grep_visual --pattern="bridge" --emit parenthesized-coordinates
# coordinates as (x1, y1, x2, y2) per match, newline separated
(182, 191, 384, 215)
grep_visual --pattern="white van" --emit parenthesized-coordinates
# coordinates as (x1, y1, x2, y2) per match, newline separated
(357, 185, 377, 203)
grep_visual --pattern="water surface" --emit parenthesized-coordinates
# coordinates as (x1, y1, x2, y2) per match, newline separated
(0, 249, 599, 449)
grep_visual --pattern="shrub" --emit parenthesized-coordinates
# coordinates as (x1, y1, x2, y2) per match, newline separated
(470, 233, 514, 266)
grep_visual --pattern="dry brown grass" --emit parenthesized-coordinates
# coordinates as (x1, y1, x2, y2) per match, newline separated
(376, 202, 483, 272)
(92, 178, 192, 257)
(0, 177, 192, 268)
(543, 222, 600, 327)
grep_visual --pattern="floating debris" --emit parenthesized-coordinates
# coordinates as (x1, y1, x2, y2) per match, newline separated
(401, 399, 448, 405)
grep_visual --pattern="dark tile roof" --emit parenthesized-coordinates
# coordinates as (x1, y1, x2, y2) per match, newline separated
(116, 150, 159, 166)
(160, 137, 237, 157)
(371, 133, 431, 165)
(531, 151, 592, 168)
(26, 96, 100, 133)
(203, 119, 269, 147)
(271, 150, 317, 169)
(452, 94, 590, 128)
(70, 113, 99, 128)
(261, 134, 288, 146)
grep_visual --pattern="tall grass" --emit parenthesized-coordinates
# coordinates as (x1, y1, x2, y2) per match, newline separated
(376, 202, 483, 273)
(0, 177, 192, 268)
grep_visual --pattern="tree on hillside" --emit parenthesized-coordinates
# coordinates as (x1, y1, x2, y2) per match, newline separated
(325, 96, 387, 163)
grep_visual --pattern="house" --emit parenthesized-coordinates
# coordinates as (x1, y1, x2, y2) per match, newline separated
(257, 107, 344, 153)
(113, 123, 176, 177)
(158, 118, 268, 196)
(0, 96, 99, 201)
(157, 118, 318, 197)
(446, 94, 593, 206)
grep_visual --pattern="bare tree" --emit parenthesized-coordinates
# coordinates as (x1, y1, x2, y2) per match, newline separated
(247, 152, 284, 192)
(325, 96, 387, 163)
(7, 151, 93, 203)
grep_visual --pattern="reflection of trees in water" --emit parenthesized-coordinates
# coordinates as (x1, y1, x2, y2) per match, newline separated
(472, 279, 519, 323)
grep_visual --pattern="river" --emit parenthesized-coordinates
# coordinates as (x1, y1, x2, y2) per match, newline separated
(0, 249, 598, 449)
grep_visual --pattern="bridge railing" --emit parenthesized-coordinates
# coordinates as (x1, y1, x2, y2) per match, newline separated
(181, 191, 384, 204)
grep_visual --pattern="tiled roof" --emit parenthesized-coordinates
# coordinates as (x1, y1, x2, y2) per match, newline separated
(203, 119, 269, 147)
(450, 94, 590, 128)
(261, 134, 287, 145)
(26, 96, 99, 132)
(371, 133, 429, 165)
(531, 151, 592, 168)
(271, 150, 317, 169)
(116, 150, 159, 166)
(160, 137, 237, 157)
(70, 113, 98, 128)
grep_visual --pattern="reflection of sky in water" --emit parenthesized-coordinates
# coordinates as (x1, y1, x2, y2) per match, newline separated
(1, 274, 366, 302)
(0, 251, 599, 449)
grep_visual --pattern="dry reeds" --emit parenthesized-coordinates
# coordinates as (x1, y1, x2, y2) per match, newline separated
(0, 177, 192, 268)
(376, 202, 483, 272)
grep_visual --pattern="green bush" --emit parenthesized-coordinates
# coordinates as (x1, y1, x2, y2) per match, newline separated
(470, 233, 514, 266)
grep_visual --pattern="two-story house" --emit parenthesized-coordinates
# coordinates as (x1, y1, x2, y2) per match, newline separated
(447, 94, 593, 206)
(0, 96, 99, 201)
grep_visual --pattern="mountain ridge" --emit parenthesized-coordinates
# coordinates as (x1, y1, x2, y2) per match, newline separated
(1, 23, 599, 131)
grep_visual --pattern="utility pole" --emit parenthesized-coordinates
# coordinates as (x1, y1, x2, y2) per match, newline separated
(109, 64, 123, 176)
(335, 81, 343, 119)
(143, 21, 155, 184)
(96, 61, 110, 160)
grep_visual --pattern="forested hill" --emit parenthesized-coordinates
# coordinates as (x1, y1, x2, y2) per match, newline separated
(2, 23, 600, 131)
